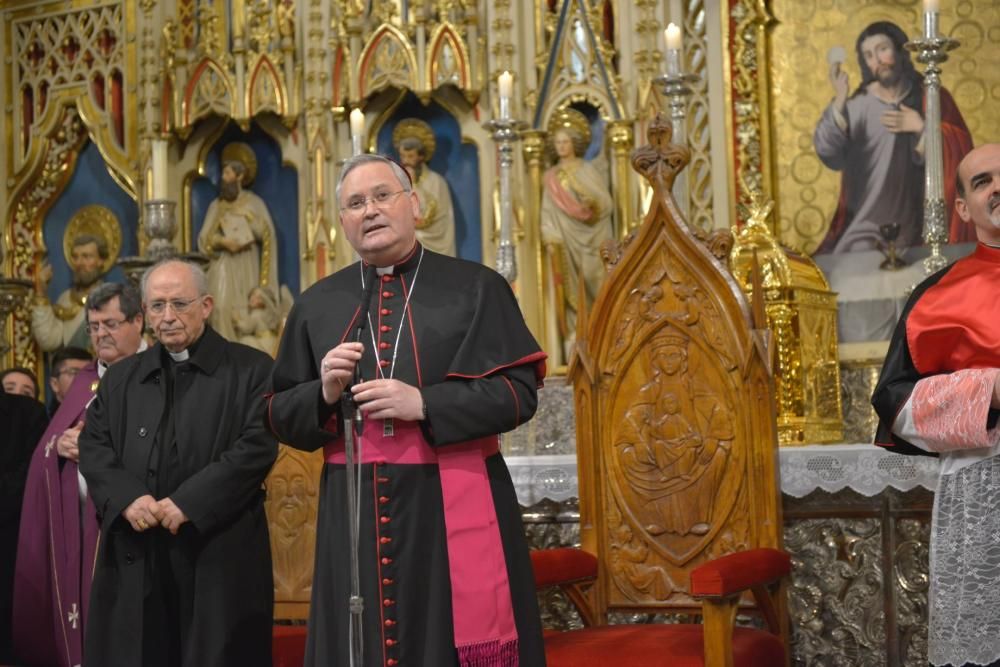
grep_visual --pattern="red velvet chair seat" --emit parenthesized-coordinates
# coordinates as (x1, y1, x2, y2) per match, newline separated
(543, 624, 785, 667)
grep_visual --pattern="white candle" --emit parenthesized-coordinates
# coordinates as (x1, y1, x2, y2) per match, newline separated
(923, 0, 939, 38)
(151, 139, 168, 201)
(664, 23, 682, 77)
(665, 23, 682, 50)
(498, 71, 512, 120)
(350, 108, 365, 156)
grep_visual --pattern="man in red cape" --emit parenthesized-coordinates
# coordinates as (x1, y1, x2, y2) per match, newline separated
(12, 282, 144, 666)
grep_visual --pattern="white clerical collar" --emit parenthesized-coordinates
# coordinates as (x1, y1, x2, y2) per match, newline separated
(376, 265, 394, 276)
(168, 348, 190, 362)
(98, 339, 149, 378)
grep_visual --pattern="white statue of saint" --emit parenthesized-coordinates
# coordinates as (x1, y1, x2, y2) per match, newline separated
(394, 119, 457, 257)
(197, 156, 279, 340)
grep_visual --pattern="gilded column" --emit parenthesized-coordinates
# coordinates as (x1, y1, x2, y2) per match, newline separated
(607, 120, 635, 237)
(521, 129, 547, 339)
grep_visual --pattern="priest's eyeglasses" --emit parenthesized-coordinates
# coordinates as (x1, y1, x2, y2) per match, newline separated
(341, 189, 408, 214)
(86, 318, 126, 334)
(147, 296, 204, 315)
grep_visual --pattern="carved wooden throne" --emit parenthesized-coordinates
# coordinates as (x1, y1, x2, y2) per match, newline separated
(537, 116, 789, 666)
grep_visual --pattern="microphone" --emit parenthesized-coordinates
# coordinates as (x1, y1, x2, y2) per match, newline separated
(353, 264, 378, 345)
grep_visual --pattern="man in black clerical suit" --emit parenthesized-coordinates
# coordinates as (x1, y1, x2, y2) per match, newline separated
(267, 154, 547, 667)
(872, 143, 1000, 667)
(0, 390, 48, 663)
(79, 259, 276, 666)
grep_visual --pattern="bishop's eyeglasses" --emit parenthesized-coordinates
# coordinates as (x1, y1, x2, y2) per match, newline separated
(341, 189, 409, 215)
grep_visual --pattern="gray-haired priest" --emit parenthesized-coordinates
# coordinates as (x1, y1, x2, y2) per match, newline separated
(79, 259, 277, 666)
(266, 153, 548, 667)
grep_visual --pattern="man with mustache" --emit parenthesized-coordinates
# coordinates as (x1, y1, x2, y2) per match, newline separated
(31, 234, 109, 351)
(197, 157, 279, 341)
(813, 21, 973, 253)
(873, 143, 1000, 666)
(13, 282, 145, 667)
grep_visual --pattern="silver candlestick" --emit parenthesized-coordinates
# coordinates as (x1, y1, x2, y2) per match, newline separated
(906, 29, 959, 276)
(483, 118, 526, 283)
(654, 70, 700, 215)
(118, 199, 207, 283)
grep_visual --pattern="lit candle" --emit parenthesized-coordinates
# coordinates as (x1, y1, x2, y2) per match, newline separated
(923, 0, 939, 39)
(151, 139, 168, 201)
(498, 71, 512, 120)
(665, 23, 682, 50)
(350, 108, 365, 156)
(664, 23, 682, 77)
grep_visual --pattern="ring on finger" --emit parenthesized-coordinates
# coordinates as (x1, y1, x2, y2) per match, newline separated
(138, 518, 148, 530)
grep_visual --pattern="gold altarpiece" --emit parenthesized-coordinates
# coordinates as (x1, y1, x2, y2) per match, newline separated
(0, 0, 874, 621)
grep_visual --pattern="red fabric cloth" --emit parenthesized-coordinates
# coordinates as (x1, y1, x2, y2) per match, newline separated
(530, 548, 598, 589)
(906, 243, 1000, 376)
(689, 549, 791, 598)
(272, 625, 307, 667)
(543, 624, 785, 667)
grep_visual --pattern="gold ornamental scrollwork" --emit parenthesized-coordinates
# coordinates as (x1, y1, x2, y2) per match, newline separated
(6, 110, 89, 372)
(724, 0, 777, 224)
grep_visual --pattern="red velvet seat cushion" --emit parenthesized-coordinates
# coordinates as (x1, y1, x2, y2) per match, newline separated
(543, 624, 785, 667)
(531, 547, 599, 588)
(272, 625, 308, 667)
(690, 548, 791, 597)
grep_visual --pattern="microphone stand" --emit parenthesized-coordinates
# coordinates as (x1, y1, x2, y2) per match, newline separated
(341, 264, 376, 667)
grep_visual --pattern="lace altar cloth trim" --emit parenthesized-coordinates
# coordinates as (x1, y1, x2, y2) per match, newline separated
(506, 445, 941, 505)
(779, 444, 940, 498)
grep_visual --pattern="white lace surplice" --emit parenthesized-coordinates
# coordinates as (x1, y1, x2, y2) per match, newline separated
(896, 368, 1000, 666)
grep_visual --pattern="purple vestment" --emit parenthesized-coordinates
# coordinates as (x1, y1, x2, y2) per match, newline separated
(12, 363, 100, 667)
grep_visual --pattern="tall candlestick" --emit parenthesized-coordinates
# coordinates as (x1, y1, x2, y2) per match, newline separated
(151, 139, 168, 200)
(498, 71, 512, 120)
(664, 23, 682, 77)
(350, 108, 365, 157)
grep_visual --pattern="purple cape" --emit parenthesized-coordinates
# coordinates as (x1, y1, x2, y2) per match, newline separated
(12, 363, 100, 667)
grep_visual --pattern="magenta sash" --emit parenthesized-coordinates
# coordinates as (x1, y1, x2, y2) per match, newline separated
(325, 419, 519, 666)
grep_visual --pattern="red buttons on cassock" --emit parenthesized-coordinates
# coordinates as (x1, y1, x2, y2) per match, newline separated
(380, 308, 391, 315)
(377, 476, 389, 483)
(379, 496, 389, 504)
(386, 639, 397, 646)
(382, 274, 393, 283)
(380, 516, 391, 524)
(384, 619, 396, 627)
(380, 324, 391, 332)
(379, 342, 391, 350)
(382, 577, 394, 585)
(380, 537, 392, 544)
(379, 359, 390, 368)
(382, 291, 394, 298)
(383, 598, 394, 607)
(381, 557, 392, 565)
(387, 659, 398, 666)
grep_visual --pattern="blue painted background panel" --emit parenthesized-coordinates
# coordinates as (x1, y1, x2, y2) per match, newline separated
(190, 123, 300, 295)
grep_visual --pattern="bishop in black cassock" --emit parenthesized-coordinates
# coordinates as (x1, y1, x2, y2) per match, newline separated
(267, 154, 547, 666)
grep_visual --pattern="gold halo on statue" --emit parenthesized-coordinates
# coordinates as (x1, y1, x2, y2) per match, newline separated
(547, 107, 592, 156)
(392, 118, 437, 162)
(63, 204, 122, 275)
(221, 142, 258, 186)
